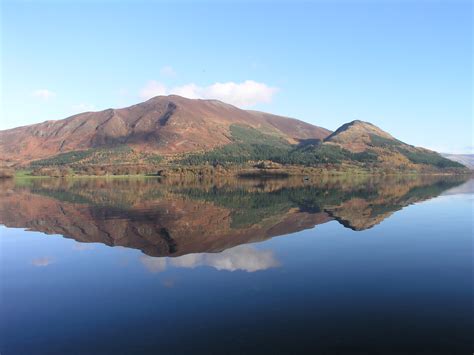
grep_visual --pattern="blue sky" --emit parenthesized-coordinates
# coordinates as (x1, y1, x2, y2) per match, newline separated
(1, 0, 472, 153)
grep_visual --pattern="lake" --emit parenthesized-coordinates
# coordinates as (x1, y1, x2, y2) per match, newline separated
(0, 175, 472, 354)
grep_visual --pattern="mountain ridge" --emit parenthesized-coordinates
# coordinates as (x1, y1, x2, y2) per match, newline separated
(0, 95, 466, 175)
(0, 95, 331, 164)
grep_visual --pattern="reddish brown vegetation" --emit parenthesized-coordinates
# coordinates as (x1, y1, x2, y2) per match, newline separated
(0, 95, 331, 165)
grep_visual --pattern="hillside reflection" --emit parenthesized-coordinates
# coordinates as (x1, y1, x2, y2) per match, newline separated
(0, 175, 468, 258)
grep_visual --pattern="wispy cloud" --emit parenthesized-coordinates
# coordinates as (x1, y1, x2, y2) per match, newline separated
(140, 245, 279, 273)
(140, 81, 168, 100)
(32, 89, 56, 100)
(139, 80, 278, 107)
(73, 243, 95, 251)
(31, 257, 54, 267)
(140, 255, 167, 273)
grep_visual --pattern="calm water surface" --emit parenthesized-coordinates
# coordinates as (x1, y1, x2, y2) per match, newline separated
(0, 176, 472, 354)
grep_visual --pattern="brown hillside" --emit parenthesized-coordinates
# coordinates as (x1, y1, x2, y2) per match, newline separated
(320, 119, 464, 170)
(324, 120, 396, 153)
(0, 95, 331, 164)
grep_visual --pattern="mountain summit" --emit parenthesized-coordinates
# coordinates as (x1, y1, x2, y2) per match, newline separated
(324, 120, 396, 152)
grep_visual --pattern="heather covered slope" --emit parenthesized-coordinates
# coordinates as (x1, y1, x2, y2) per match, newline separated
(0, 95, 330, 165)
(0, 97, 465, 174)
(322, 120, 464, 169)
(324, 120, 397, 152)
(176, 120, 464, 172)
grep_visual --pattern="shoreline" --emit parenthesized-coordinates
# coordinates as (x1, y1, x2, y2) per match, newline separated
(9, 166, 473, 180)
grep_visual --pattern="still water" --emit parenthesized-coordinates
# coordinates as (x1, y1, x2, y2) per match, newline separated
(0, 176, 472, 354)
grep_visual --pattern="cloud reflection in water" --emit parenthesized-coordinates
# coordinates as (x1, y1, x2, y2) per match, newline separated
(31, 257, 54, 267)
(140, 245, 279, 273)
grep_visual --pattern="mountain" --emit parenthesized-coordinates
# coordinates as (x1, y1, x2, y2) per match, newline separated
(0, 95, 330, 164)
(0, 96, 465, 175)
(441, 153, 474, 170)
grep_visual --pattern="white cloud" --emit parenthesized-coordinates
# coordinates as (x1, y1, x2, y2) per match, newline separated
(204, 81, 277, 107)
(160, 65, 176, 77)
(140, 245, 279, 273)
(171, 245, 279, 272)
(32, 89, 56, 100)
(140, 255, 167, 273)
(139, 80, 278, 108)
(171, 83, 201, 99)
(31, 257, 54, 267)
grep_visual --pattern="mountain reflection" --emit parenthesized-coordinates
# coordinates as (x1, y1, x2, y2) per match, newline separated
(0, 175, 468, 259)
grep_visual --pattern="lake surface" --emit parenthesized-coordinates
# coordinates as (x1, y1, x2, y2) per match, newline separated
(0, 175, 472, 354)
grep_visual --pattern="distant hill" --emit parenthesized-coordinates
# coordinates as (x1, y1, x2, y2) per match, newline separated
(0, 96, 466, 175)
(441, 153, 474, 169)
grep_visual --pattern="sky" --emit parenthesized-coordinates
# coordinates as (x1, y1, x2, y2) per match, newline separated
(1, 0, 472, 154)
